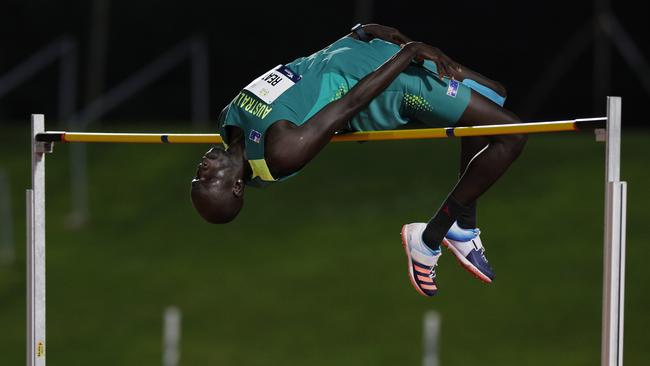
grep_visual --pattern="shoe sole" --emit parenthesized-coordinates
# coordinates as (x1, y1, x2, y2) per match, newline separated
(442, 239, 493, 284)
(400, 225, 434, 297)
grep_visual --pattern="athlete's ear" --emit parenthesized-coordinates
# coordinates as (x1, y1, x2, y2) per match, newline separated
(233, 178, 244, 197)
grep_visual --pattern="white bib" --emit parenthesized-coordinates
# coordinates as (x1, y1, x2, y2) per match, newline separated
(243, 65, 302, 105)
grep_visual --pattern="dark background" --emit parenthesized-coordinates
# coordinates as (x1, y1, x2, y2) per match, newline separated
(1, 2, 649, 364)
(1, 0, 648, 126)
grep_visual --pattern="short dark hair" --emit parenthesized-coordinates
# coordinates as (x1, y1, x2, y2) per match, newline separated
(190, 180, 243, 224)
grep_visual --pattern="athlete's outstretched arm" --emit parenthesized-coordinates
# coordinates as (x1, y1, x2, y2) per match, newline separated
(349, 23, 413, 45)
(352, 24, 506, 97)
(265, 42, 446, 176)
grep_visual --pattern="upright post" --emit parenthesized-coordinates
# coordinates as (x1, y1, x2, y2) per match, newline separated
(0, 169, 15, 265)
(162, 306, 182, 366)
(27, 114, 48, 366)
(601, 96, 626, 366)
(422, 310, 440, 366)
(190, 36, 209, 127)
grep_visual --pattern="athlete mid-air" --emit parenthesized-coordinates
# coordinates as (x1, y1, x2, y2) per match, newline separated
(190, 24, 527, 297)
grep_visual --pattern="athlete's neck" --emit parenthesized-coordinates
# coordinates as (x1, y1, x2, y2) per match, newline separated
(225, 130, 252, 180)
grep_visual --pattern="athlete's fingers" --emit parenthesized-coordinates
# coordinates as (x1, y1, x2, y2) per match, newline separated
(393, 33, 409, 45)
(449, 59, 461, 73)
(436, 61, 449, 79)
(433, 60, 441, 74)
(449, 57, 459, 71)
(443, 56, 460, 78)
(443, 63, 453, 79)
(445, 62, 457, 78)
(442, 61, 452, 79)
(438, 55, 449, 72)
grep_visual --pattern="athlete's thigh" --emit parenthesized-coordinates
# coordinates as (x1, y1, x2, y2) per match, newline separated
(457, 90, 520, 127)
(401, 66, 472, 127)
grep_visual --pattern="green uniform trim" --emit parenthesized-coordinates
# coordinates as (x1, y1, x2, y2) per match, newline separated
(249, 159, 275, 181)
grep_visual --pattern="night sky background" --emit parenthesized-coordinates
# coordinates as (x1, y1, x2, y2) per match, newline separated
(1, 0, 648, 126)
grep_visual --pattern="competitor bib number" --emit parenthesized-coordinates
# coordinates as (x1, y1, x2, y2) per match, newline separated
(244, 65, 301, 104)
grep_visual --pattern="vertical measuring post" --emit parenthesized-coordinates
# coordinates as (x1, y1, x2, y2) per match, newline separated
(601, 96, 626, 366)
(0, 169, 15, 264)
(162, 306, 182, 366)
(27, 114, 49, 366)
(422, 310, 440, 366)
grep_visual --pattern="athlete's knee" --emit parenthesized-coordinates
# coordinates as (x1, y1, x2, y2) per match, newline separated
(502, 115, 527, 157)
(491, 110, 526, 158)
(492, 133, 526, 160)
(500, 109, 520, 124)
(507, 133, 527, 158)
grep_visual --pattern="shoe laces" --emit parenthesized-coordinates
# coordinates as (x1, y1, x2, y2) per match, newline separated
(428, 263, 438, 279)
(479, 248, 488, 263)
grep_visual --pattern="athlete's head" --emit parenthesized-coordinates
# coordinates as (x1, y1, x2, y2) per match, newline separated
(190, 147, 245, 224)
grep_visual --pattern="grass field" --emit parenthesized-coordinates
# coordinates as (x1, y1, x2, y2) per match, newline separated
(1, 124, 649, 365)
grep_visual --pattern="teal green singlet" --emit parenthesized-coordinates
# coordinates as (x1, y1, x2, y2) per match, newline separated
(219, 37, 473, 186)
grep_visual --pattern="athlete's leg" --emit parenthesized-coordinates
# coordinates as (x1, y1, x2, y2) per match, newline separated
(456, 136, 488, 228)
(422, 91, 526, 249)
(452, 92, 526, 203)
(399, 72, 515, 293)
(455, 75, 510, 228)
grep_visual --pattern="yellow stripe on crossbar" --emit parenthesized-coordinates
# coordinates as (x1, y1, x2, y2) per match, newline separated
(61, 133, 224, 144)
(332, 128, 448, 142)
(40, 118, 605, 144)
(451, 120, 579, 138)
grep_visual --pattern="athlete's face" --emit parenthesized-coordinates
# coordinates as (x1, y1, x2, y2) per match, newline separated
(193, 147, 232, 185)
(190, 147, 244, 223)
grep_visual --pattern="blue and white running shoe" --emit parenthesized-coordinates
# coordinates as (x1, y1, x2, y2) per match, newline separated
(401, 223, 442, 297)
(443, 222, 494, 283)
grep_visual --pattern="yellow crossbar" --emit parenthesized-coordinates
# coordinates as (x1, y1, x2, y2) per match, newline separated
(37, 118, 605, 144)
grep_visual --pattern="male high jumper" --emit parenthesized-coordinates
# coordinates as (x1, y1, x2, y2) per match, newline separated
(191, 24, 526, 297)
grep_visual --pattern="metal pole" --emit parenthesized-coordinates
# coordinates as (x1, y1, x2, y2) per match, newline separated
(422, 310, 440, 366)
(58, 38, 77, 128)
(190, 36, 209, 127)
(85, 0, 110, 112)
(353, 0, 374, 23)
(0, 40, 63, 99)
(521, 20, 593, 118)
(601, 96, 626, 366)
(67, 143, 88, 228)
(600, 14, 650, 97)
(593, 0, 611, 113)
(67, 37, 199, 226)
(35, 118, 607, 145)
(27, 114, 48, 366)
(0, 169, 14, 265)
(163, 307, 182, 366)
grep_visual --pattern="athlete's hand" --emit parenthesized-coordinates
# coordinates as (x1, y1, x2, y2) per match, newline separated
(405, 42, 461, 80)
(362, 24, 412, 45)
